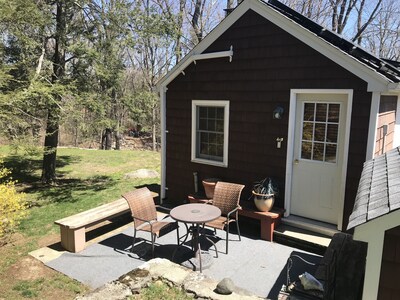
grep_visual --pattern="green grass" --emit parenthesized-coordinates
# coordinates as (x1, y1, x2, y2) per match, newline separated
(137, 281, 193, 300)
(0, 146, 161, 238)
(11, 275, 85, 299)
(13, 278, 45, 298)
(0, 145, 161, 299)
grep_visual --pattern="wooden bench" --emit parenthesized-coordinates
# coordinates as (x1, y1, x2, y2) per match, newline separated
(187, 194, 284, 242)
(55, 192, 158, 252)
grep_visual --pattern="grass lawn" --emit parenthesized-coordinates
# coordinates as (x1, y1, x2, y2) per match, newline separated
(0, 146, 161, 299)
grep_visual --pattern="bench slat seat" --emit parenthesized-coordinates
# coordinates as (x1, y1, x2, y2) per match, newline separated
(55, 192, 158, 253)
(55, 198, 129, 230)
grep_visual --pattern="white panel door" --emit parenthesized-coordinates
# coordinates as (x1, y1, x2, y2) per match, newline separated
(291, 93, 348, 224)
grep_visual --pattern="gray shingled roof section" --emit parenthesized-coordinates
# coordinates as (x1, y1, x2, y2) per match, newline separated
(348, 147, 400, 230)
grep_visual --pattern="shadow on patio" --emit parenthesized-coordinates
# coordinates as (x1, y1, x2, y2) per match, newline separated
(34, 211, 322, 298)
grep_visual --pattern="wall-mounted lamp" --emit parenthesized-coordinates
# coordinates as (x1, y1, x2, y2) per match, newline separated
(273, 106, 284, 119)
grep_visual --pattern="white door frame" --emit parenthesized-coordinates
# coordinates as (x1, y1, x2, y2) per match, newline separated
(284, 89, 353, 230)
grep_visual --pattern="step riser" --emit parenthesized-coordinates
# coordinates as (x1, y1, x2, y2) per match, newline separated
(281, 218, 339, 237)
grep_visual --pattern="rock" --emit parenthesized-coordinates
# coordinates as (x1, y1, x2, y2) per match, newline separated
(118, 268, 152, 293)
(215, 278, 235, 295)
(124, 169, 159, 179)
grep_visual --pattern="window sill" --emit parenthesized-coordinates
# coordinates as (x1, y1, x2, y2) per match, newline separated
(191, 158, 228, 168)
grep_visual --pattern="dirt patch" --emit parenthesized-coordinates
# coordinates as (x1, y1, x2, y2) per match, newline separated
(38, 233, 60, 248)
(7, 256, 54, 281)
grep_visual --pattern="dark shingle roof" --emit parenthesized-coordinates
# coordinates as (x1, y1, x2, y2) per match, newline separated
(347, 147, 400, 229)
(263, 0, 400, 83)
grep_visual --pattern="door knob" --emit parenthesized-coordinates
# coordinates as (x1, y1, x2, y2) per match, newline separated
(294, 159, 299, 165)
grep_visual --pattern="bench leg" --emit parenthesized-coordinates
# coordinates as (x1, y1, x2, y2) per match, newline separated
(60, 226, 86, 252)
(260, 218, 275, 242)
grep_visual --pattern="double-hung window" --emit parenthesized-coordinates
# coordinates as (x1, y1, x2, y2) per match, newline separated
(191, 100, 229, 167)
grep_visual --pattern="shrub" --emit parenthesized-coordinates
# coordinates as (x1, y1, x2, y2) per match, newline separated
(0, 160, 27, 245)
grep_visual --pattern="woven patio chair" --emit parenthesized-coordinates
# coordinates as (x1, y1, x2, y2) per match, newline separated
(203, 181, 245, 254)
(122, 187, 179, 257)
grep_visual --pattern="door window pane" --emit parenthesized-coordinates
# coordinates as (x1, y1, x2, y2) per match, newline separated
(327, 124, 338, 143)
(314, 123, 326, 142)
(304, 103, 315, 121)
(313, 143, 324, 161)
(302, 122, 313, 141)
(325, 144, 337, 163)
(328, 104, 340, 122)
(301, 141, 312, 159)
(316, 103, 327, 122)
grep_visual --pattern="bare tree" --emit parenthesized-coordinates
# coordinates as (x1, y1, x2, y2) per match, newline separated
(352, 0, 383, 43)
(363, 0, 400, 60)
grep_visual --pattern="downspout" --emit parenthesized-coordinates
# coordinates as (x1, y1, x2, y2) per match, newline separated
(366, 92, 381, 160)
(160, 85, 167, 204)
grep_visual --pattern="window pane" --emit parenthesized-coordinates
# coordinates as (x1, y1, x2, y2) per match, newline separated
(199, 107, 207, 118)
(304, 103, 314, 121)
(325, 144, 337, 163)
(327, 124, 338, 143)
(328, 104, 340, 122)
(216, 120, 224, 132)
(207, 119, 216, 131)
(301, 141, 312, 159)
(216, 145, 223, 157)
(216, 107, 224, 119)
(199, 118, 207, 130)
(216, 133, 224, 144)
(209, 133, 217, 144)
(314, 123, 326, 142)
(302, 122, 313, 141)
(316, 103, 327, 122)
(200, 143, 208, 155)
(208, 107, 216, 118)
(209, 144, 217, 156)
(313, 142, 324, 161)
(200, 132, 208, 143)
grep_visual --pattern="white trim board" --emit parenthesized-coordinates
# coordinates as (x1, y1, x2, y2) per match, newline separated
(285, 89, 353, 231)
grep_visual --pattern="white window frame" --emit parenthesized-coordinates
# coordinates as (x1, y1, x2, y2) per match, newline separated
(191, 100, 229, 167)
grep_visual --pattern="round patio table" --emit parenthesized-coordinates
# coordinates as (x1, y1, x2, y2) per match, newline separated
(170, 203, 221, 272)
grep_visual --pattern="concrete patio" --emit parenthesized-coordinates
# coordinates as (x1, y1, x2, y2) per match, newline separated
(30, 212, 323, 299)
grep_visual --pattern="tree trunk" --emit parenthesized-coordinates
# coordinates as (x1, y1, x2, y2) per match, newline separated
(41, 0, 66, 183)
(115, 130, 121, 150)
(192, 0, 203, 43)
(41, 107, 60, 183)
(102, 128, 112, 150)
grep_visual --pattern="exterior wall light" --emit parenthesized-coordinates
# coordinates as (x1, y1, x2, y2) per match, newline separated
(273, 106, 284, 119)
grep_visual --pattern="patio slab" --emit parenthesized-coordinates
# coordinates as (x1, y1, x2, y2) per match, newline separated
(37, 215, 322, 299)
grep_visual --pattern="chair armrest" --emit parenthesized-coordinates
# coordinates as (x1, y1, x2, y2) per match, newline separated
(133, 216, 156, 231)
(227, 206, 240, 219)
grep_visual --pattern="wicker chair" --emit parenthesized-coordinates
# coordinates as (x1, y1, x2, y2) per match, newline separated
(204, 181, 245, 254)
(122, 187, 179, 257)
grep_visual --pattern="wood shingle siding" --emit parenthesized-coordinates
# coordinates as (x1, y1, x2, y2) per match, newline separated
(166, 9, 371, 228)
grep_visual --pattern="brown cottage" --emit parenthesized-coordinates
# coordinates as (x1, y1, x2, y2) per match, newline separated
(157, 0, 400, 232)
